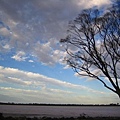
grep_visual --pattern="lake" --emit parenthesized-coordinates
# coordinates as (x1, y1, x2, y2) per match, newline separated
(0, 105, 120, 118)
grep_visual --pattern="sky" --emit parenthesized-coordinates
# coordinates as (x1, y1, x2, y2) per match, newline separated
(0, 0, 119, 104)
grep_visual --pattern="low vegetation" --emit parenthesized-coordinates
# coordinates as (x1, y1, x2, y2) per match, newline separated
(0, 113, 120, 120)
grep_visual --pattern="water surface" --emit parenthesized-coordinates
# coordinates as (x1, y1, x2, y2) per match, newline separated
(0, 105, 120, 117)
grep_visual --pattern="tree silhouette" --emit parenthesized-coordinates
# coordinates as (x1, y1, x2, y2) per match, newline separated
(60, 6, 120, 98)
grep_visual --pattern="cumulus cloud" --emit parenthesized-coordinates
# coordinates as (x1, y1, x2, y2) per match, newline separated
(11, 51, 27, 61)
(0, 0, 111, 65)
(28, 60, 34, 63)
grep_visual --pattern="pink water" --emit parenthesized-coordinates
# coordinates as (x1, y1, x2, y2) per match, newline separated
(0, 105, 120, 117)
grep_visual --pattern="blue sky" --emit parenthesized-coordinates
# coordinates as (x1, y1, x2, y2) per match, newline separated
(0, 0, 119, 104)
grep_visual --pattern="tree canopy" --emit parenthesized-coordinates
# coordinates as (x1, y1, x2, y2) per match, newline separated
(60, 5, 120, 98)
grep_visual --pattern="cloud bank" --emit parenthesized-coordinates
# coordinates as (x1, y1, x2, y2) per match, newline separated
(0, 65, 117, 104)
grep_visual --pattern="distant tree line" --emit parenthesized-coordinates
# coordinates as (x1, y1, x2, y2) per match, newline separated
(0, 102, 119, 106)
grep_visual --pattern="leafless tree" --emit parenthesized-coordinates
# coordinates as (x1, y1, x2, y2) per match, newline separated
(60, 7, 120, 98)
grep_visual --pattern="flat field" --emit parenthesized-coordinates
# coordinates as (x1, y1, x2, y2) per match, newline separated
(0, 105, 120, 118)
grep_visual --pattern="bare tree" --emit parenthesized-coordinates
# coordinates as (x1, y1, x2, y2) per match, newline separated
(60, 7, 120, 98)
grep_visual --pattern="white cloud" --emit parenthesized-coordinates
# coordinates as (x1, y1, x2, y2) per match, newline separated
(0, 66, 109, 91)
(12, 51, 27, 61)
(0, 87, 87, 103)
(28, 60, 34, 63)
(3, 44, 10, 49)
(7, 77, 31, 85)
(78, 0, 111, 8)
(0, 0, 111, 65)
(74, 69, 102, 79)
(0, 66, 87, 90)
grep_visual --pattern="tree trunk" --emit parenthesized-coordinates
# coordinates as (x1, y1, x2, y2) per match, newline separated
(116, 88, 120, 98)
